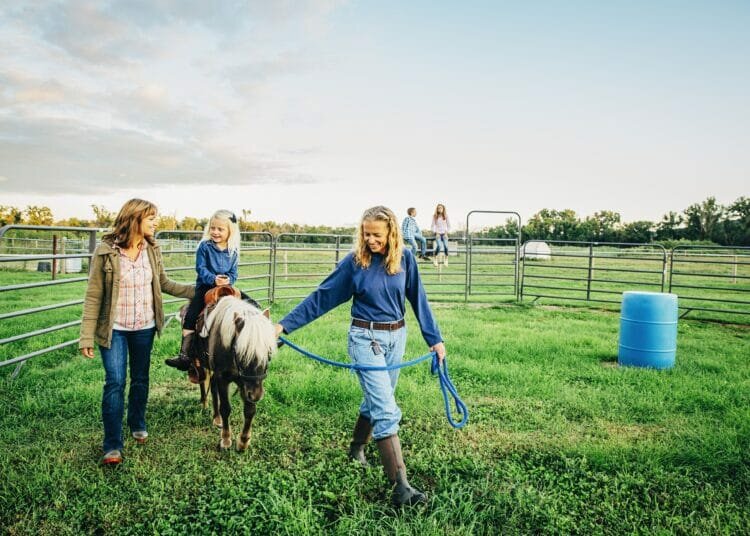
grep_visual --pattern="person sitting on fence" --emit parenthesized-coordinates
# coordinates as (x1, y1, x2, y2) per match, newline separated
(401, 207, 428, 260)
(165, 209, 240, 372)
(431, 203, 450, 267)
(273, 205, 446, 507)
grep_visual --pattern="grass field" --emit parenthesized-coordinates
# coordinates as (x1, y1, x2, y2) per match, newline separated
(1, 297, 749, 534)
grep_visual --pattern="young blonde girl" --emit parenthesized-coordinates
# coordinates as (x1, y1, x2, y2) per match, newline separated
(165, 209, 241, 370)
(431, 203, 451, 266)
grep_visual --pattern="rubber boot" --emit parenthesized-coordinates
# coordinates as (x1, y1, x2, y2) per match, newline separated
(347, 414, 373, 467)
(164, 332, 194, 371)
(376, 434, 427, 506)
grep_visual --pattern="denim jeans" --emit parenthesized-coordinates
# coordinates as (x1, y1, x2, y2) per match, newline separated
(405, 235, 427, 257)
(434, 234, 449, 255)
(99, 327, 155, 452)
(347, 325, 407, 440)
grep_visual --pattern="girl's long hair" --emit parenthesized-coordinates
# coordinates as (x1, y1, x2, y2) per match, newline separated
(354, 206, 403, 275)
(202, 209, 241, 253)
(103, 198, 157, 248)
(433, 203, 448, 222)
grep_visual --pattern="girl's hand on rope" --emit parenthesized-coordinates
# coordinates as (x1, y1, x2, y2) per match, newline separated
(274, 324, 284, 338)
(81, 347, 95, 359)
(431, 342, 446, 364)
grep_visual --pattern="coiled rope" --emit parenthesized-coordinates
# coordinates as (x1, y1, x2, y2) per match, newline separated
(278, 335, 468, 429)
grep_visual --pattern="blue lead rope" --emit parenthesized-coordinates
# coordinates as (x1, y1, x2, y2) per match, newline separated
(278, 335, 468, 429)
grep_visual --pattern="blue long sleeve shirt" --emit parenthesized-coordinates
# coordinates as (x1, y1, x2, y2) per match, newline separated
(195, 240, 239, 287)
(280, 249, 443, 346)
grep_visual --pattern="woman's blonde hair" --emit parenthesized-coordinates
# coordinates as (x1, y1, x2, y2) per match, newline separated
(433, 203, 448, 221)
(103, 198, 158, 248)
(354, 205, 403, 275)
(202, 209, 241, 253)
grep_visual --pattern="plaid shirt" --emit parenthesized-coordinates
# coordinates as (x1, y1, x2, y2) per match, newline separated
(113, 244, 155, 331)
(401, 216, 420, 240)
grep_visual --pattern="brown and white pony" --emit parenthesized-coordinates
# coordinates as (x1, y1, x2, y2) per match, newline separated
(194, 295, 277, 451)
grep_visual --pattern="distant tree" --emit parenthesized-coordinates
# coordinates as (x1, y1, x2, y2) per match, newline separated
(655, 211, 684, 241)
(0, 205, 23, 226)
(620, 221, 654, 243)
(684, 197, 724, 241)
(91, 205, 115, 227)
(179, 216, 206, 231)
(582, 210, 621, 242)
(486, 217, 520, 239)
(55, 217, 92, 227)
(24, 205, 54, 225)
(157, 214, 178, 231)
(524, 209, 583, 241)
(724, 196, 750, 246)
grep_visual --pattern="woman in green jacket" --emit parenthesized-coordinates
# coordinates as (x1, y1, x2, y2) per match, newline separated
(79, 199, 194, 465)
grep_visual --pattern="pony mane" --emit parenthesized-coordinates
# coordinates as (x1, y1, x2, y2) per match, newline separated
(212, 296, 277, 369)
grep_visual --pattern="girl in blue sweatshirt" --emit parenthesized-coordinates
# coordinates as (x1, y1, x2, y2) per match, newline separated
(166, 209, 239, 371)
(275, 205, 446, 507)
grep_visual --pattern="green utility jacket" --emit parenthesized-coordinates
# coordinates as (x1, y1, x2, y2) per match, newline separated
(79, 240, 195, 349)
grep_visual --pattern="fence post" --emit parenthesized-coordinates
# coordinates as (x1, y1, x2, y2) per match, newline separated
(586, 243, 594, 301)
(51, 235, 58, 281)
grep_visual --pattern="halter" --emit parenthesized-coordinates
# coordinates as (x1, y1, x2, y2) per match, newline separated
(228, 331, 269, 383)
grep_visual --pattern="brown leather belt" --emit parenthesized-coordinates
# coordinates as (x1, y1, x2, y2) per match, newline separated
(351, 318, 405, 331)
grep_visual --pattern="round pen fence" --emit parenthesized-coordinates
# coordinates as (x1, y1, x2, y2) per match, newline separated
(0, 224, 107, 379)
(668, 245, 750, 319)
(2, 222, 749, 378)
(520, 241, 668, 306)
(273, 233, 354, 303)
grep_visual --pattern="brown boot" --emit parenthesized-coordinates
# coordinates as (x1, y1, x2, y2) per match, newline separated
(376, 434, 427, 506)
(347, 414, 373, 467)
(165, 332, 194, 371)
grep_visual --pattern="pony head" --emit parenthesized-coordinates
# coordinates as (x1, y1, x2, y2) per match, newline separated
(211, 296, 277, 370)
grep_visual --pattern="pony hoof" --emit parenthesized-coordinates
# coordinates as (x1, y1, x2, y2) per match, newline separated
(218, 440, 232, 451)
(237, 437, 250, 451)
(213, 416, 223, 427)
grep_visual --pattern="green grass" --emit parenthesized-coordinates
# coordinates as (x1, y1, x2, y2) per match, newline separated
(1, 302, 749, 534)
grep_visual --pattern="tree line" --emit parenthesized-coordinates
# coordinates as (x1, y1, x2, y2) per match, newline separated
(485, 196, 749, 247)
(1, 196, 748, 246)
(0, 204, 356, 242)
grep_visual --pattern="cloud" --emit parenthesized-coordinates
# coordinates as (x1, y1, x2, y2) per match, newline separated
(0, 1, 345, 194)
(0, 116, 309, 195)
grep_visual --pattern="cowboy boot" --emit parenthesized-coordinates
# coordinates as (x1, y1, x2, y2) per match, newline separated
(347, 414, 373, 467)
(165, 332, 194, 371)
(376, 434, 427, 506)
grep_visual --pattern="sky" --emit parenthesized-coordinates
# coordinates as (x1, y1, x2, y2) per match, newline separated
(1, 1, 748, 230)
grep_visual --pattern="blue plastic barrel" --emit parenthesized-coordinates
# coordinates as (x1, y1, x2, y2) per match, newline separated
(618, 291, 678, 369)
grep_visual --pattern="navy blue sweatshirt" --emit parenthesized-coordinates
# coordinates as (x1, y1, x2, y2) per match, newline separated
(195, 240, 238, 286)
(280, 248, 443, 346)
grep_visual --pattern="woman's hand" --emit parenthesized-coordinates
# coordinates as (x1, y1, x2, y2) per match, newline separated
(430, 342, 446, 364)
(274, 324, 284, 338)
(81, 347, 95, 359)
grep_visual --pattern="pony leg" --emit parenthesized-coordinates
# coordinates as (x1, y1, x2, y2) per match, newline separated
(217, 379, 232, 450)
(237, 383, 263, 451)
(210, 374, 222, 427)
(199, 369, 212, 409)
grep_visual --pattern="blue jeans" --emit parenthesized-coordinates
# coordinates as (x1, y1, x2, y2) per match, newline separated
(347, 325, 407, 440)
(405, 235, 427, 257)
(434, 234, 449, 255)
(99, 328, 155, 452)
